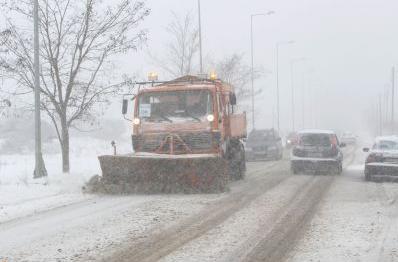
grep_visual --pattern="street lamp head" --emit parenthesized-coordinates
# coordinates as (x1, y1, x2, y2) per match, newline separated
(251, 11, 275, 18)
(277, 40, 296, 47)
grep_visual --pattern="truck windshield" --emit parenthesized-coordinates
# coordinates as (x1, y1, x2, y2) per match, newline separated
(138, 90, 213, 123)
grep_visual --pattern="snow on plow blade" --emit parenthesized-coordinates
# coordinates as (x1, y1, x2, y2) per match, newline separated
(94, 153, 228, 194)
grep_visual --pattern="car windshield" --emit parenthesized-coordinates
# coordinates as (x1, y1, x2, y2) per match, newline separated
(300, 133, 331, 146)
(373, 140, 398, 150)
(138, 90, 212, 123)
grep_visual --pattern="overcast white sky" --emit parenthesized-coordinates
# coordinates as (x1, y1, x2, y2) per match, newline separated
(2, 0, 398, 135)
(111, 0, 398, 135)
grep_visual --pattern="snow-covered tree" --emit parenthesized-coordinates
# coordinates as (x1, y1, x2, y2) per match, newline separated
(0, 0, 150, 172)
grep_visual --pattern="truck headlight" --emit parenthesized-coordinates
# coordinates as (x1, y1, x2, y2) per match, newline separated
(133, 118, 141, 125)
(207, 114, 215, 122)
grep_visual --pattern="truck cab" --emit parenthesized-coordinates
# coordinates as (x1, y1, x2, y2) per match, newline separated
(127, 76, 247, 157)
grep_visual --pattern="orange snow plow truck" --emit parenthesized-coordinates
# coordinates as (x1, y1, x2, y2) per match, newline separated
(94, 75, 247, 193)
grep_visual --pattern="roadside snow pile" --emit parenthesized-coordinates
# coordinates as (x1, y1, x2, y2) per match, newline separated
(0, 136, 128, 223)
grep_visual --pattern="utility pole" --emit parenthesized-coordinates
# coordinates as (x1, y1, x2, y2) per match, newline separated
(302, 73, 306, 129)
(33, 0, 47, 178)
(276, 44, 280, 132)
(197, 0, 203, 74)
(290, 60, 295, 131)
(379, 94, 383, 136)
(392, 66, 395, 134)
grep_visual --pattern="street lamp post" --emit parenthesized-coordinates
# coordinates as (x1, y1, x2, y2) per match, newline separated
(250, 11, 274, 130)
(290, 57, 306, 131)
(33, 0, 47, 178)
(392, 66, 395, 133)
(198, 0, 203, 74)
(276, 40, 294, 134)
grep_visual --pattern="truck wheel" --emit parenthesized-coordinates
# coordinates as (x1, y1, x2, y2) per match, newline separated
(226, 140, 245, 180)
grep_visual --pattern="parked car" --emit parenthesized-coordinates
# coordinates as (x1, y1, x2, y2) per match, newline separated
(363, 136, 398, 181)
(340, 132, 357, 145)
(245, 129, 283, 161)
(286, 132, 298, 149)
(291, 129, 345, 174)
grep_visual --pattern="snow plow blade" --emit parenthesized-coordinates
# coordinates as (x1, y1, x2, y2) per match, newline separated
(90, 154, 228, 194)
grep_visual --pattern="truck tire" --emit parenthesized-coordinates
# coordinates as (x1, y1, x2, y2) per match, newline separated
(227, 140, 245, 180)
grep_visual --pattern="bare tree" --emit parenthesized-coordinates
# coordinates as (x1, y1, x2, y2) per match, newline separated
(215, 53, 264, 102)
(0, 0, 149, 172)
(151, 11, 199, 78)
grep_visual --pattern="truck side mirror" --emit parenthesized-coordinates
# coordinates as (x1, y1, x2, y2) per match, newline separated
(122, 99, 128, 115)
(230, 93, 237, 106)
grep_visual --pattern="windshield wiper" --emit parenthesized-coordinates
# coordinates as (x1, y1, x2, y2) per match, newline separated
(159, 114, 173, 123)
(185, 111, 201, 122)
(147, 114, 173, 123)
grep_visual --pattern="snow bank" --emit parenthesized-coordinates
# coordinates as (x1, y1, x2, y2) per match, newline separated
(0, 136, 129, 223)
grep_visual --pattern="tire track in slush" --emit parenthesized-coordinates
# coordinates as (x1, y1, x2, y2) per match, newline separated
(240, 176, 334, 262)
(104, 163, 290, 262)
(239, 146, 357, 262)
(105, 149, 356, 262)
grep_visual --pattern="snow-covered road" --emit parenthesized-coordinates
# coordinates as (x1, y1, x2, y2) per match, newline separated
(286, 148, 398, 262)
(1, 147, 398, 262)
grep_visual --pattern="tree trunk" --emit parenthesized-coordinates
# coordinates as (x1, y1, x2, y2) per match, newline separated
(60, 120, 70, 173)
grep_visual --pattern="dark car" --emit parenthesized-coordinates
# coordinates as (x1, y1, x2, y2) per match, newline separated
(245, 129, 283, 161)
(363, 136, 398, 181)
(291, 129, 345, 174)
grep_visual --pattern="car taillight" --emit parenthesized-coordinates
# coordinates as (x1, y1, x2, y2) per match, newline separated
(366, 153, 382, 163)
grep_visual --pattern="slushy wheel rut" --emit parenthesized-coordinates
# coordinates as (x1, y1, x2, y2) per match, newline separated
(105, 170, 290, 262)
(241, 176, 334, 262)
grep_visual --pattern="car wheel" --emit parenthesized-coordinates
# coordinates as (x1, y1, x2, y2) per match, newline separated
(365, 169, 372, 181)
(337, 162, 343, 175)
(291, 164, 299, 175)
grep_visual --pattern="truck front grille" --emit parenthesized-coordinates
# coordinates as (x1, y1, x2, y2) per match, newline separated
(133, 132, 215, 153)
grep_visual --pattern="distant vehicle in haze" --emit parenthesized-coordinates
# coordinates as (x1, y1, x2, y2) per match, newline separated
(245, 129, 283, 161)
(340, 132, 357, 145)
(291, 129, 345, 174)
(286, 132, 298, 149)
(363, 136, 398, 181)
